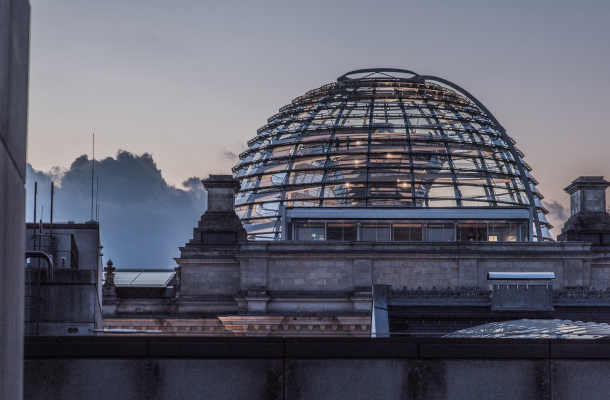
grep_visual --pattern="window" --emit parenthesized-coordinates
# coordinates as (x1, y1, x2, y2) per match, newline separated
(292, 219, 528, 242)
(489, 222, 518, 242)
(294, 221, 310, 241)
(457, 223, 487, 242)
(294, 221, 326, 241)
(427, 223, 454, 242)
(392, 223, 423, 241)
(361, 222, 390, 241)
(327, 223, 357, 241)
(310, 222, 325, 241)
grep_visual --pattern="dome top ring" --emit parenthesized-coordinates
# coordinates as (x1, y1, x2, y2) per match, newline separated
(337, 68, 420, 82)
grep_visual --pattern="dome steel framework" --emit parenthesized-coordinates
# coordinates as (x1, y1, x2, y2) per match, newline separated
(233, 69, 553, 240)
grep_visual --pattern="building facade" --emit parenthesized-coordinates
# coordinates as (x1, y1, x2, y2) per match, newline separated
(25, 222, 104, 336)
(102, 70, 610, 336)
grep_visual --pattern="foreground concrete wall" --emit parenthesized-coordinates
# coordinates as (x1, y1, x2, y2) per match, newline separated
(0, 0, 30, 399)
(24, 337, 610, 400)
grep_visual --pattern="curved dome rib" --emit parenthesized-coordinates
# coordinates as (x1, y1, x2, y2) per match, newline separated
(416, 75, 542, 239)
(233, 70, 553, 241)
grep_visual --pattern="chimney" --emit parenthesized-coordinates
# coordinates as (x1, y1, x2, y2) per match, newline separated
(190, 174, 247, 244)
(558, 176, 610, 244)
(202, 175, 241, 212)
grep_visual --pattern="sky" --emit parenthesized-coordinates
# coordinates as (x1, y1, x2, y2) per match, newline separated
(25, 0, 610, 267)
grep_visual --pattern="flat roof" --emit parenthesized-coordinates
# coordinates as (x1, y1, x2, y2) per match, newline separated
(109, 270, 175, 287)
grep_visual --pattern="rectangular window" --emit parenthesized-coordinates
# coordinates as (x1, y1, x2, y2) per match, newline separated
(392, 223, 423, 241)
(457, 223, 487, 242)
(427, 223, 454, 242)
(360, 222, 391, 241)
(294, 221, 310, 241)
(489, 222, 517, 242)
(344, 223, 358, 241)
(294, 221, 325, 241)
(327, 223, 357, 241)
(310, 222, 325, 241)
(361, 223, 377, 241)
(326, 223, 343, 241)
(377, 223, 391, 241)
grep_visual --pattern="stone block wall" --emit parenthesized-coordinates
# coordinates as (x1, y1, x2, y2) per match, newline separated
(180, 261, 240, 296)
(591, 265, 610, 288)
(267, 259, 352, 291)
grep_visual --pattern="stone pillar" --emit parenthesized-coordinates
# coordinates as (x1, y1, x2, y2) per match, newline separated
(174, 174, 246, 310)
(193, 175, 247, 244)
(558, 176, 610, 244)
(0, 1, 30, 398)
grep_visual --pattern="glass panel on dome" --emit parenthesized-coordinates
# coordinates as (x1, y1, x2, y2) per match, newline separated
(251, 203, 281, 218)
(290, 171, 323, 185)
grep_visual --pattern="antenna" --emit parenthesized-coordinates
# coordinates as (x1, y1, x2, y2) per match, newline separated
(50, 182, 54, 239)
(33, 182, 37, 250)
(91, 133, 95, 220)
(96, 175, 99, 222)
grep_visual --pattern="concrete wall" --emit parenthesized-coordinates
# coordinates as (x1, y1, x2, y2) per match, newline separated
(24, 337, 610, 400)
(0, 0, 30, 399)
(25, 224, 103, 335)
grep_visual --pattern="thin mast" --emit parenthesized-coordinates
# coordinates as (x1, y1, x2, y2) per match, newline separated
(50, 182, 54, 239)
(91, 133, 95, 220)
(33, 182, 37, 250)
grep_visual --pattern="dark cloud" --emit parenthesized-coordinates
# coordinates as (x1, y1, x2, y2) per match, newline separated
(221, 148, 239, 162)
(545, 200, 569, 223)
(26, 151, 207, 270)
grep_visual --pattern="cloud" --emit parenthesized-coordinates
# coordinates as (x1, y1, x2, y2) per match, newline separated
(219, 140, 246, 163)
(26, 151, 207, 270)
(545, 200, 569, 223)
(220, 148, 239, 162)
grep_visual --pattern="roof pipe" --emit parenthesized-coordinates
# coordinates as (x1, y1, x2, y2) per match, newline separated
(26, 251, 53, 279)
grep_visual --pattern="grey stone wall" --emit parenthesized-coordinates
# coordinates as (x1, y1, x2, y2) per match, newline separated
(23, 337, 610, 400)
(113, 241, 609, 320)
(0, 0, 30, 398)
(239, 241, 598, 294)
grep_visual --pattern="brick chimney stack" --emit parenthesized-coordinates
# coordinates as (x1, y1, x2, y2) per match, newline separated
(558, 176, 610, 244)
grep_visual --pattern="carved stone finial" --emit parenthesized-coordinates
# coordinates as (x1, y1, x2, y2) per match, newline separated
(103, 259, 117, 296)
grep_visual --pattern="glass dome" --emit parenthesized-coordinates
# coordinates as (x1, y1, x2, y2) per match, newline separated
(233, 69, 553, 241)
